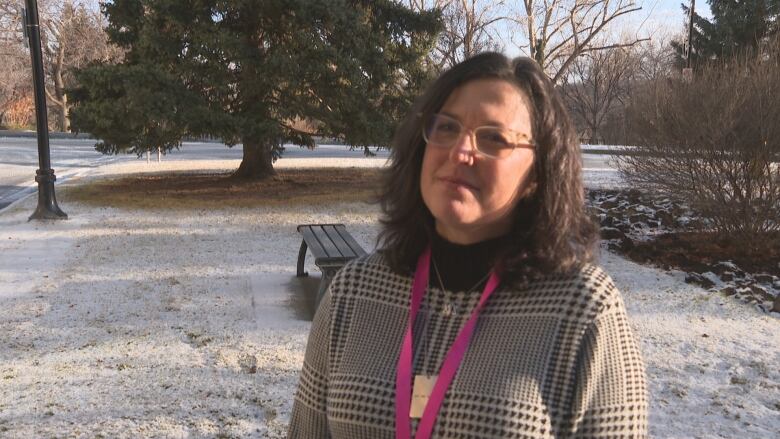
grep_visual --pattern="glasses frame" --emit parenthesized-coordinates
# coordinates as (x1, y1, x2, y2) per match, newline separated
(421, 112, 535, 159)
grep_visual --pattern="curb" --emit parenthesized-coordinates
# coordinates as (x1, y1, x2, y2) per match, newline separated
(0, 185, 37, 216)
(0, 168, 89, 217)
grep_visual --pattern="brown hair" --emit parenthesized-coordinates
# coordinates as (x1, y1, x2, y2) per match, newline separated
(378, 52, 598, 282)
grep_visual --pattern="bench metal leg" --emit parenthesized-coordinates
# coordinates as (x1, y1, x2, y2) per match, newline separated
(315, 267, 338, 308)
(296, 239, 308, 277)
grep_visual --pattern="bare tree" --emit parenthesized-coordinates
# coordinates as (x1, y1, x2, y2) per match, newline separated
(559, 43, 633, 143)
(39, 0, 122, 131)
(406, 0, 508, 72)
(593, 36, 676, 144)
(0, 47, 32, 128)
(0, 0, 18, 37)
(0, 0, 31, 127)
(437, 0, 507, 68)
(630, 36, 675, 82)
(511, 0, 644, 83)
(0, 0, 121, 131)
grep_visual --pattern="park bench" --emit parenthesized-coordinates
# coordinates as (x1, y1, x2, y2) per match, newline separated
(296, 224, 367, 306)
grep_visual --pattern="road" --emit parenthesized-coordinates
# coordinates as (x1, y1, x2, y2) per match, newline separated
(0, 136, 613, 211)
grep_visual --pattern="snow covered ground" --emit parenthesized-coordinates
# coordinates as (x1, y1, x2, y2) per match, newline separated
(0, 159, 778, 438)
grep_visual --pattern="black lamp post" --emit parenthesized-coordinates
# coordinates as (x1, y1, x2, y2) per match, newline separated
(23, 0, 67, 220)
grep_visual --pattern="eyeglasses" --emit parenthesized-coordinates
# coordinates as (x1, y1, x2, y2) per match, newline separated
(422, 113, 535, 159)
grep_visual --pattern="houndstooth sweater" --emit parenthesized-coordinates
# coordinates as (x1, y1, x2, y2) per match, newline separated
(288, 252, 648, 438)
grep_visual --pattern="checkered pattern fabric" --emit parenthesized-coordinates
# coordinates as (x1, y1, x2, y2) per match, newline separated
(288, 253, 648, 438)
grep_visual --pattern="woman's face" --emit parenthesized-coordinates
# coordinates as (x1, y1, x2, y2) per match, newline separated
(420, 78, 535, 244)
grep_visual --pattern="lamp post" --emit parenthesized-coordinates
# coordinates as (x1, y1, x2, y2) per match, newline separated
(23, 0, 67, 220)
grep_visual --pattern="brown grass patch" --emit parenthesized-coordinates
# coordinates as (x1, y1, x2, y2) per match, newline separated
(63, 167, 382, 210)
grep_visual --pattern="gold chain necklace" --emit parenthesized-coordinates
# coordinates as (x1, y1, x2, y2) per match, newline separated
(431, 257, 492, 317)
(412, 256, 493, 370)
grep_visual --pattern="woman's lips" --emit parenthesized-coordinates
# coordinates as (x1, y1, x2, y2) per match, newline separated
(439, 176, 478, 192)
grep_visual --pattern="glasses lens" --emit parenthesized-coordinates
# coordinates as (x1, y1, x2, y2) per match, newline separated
(424, 114, 461, 147)
(475, 128, 514, 158)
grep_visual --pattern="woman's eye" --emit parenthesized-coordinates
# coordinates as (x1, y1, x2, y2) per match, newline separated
(480, 131, 509, 145)
(436, 122, 459, 133)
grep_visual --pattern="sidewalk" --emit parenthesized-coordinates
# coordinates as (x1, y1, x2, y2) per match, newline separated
(0, 160, 778, 438)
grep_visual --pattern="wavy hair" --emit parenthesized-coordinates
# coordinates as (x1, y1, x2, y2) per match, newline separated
(377, 52, 598, 282)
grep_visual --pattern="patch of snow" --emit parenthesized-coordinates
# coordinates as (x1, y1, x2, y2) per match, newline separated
(0, 159, 778, 438)
(582, 168, 625, 190)
(717, 261, 740, 272)
(601, 250, 780, 439)
(581, 144, 635, 151)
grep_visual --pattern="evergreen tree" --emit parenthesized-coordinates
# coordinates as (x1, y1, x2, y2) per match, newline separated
(672, 0, 780, 67)
(70, 0, 440, 178)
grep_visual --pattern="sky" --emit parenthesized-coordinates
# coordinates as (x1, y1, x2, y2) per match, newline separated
(633, 0, 714, 37)
(500, 0, 714, 58)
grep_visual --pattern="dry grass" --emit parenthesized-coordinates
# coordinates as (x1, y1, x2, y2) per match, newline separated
(63, 167, 382, 210)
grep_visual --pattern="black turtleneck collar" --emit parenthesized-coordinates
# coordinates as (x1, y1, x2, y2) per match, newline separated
(429, 232, 506, 292)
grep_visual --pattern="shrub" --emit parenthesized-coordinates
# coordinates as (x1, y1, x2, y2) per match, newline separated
(1, 95, 35, 129)
(618, 40, 780, 245)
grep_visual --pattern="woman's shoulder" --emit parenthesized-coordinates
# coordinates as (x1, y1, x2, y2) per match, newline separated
(510, 263, 625, 321)
(334, 251, 399, 278)
(569, 263, 623, 308)
(327, 251, 412, 301)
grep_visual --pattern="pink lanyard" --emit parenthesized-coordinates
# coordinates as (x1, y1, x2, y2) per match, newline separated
(395, 245, 502, 439)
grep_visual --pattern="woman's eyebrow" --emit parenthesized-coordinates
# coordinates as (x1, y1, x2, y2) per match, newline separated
(438, 111, 460, 120)
(438, 111, 507, 128)
(480, 120, 506, 128)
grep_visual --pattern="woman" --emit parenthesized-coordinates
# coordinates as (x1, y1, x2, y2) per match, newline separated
(288, 53, 648, 438)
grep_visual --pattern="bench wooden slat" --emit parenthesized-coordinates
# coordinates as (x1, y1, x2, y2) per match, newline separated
(312, 225, 341, 258)
(335, 224, 367, 256)
(299, 226, 328, 259)
(323, 225, 356, 258)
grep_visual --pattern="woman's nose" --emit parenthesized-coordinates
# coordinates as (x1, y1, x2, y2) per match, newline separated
(448, 131, 476, 165)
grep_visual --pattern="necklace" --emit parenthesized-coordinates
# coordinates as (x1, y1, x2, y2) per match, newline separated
(412, 257, 494, 370)
(431, 257, 492, 317)
(412, 258, 492, 368)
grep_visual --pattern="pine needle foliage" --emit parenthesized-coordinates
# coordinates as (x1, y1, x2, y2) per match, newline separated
(70, 0, 441, 178)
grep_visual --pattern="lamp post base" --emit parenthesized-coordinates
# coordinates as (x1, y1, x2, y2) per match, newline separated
(28, 169, 67, 221)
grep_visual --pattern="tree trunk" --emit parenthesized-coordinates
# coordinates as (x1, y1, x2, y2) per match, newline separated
(232, 138, 276, 180)
(58, 93, 69, 132)
(54, 43, 69, 132)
